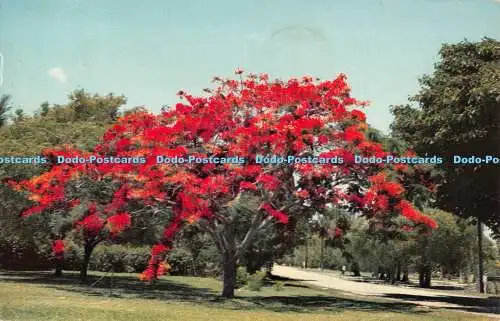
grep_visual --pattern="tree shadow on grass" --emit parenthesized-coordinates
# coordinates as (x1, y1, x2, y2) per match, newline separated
(345, 278, 467, 291)
(0, 270, 428, 315)
(381, 293, 500, 315)
(239, 293, 422, 314)
(0, 270, 218, 302)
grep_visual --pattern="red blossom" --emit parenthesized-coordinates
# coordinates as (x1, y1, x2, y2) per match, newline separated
(344, 125, 364, 142)
(151, 244, 169, 257)
(317, 135, 329, 145)
(77, 214, 105, 235)
(256, 174, 281, 191)
(261, 203, 289, 224)
(350, 109, 366, 121)
(380, 182, 405, 197)
(295, 190, 310, 199)
(139, 266, 156, 281)
(106, 212, 131, 234)
(52, 240, 65, 255)
(395, 200, 437, 229)
(156, 262, 171, 277)
(240, 181, 257, 191)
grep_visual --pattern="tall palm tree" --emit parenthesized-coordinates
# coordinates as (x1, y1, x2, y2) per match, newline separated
(0, 94, 12, 128)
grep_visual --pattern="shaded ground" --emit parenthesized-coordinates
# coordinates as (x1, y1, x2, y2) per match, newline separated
(0, 270, 497, 321)
(272, 265, 500, 318)
(0, 270, 419, 314)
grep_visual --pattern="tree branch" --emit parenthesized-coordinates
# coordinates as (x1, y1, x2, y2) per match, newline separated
(214, 220, 231, 252)
(199, 223, 224, 254)
(235, 211, 265, 258)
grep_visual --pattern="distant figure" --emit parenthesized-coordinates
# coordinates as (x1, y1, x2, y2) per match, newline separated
(341, 265, 346, 276)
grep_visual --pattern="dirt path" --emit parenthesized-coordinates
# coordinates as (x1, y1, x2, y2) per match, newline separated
(272, 265, 500, 318)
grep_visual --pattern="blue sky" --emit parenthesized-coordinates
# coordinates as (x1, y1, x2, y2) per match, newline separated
(1, 0, 499, 132)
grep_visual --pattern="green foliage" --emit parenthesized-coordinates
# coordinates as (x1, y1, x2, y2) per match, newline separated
(273, 280, 285, 292)
(89, 244, 150, 273)
(390, 38, 500, 235)
(247, 270, 266, 291)
(166, 224, 222, 277)
(14, 109, 25, 122)
(282, 234, 347, 269)
(0, 89, 130, 275)
(0, 117, 107, 154)
(34, 89, 127, 123)
(0, 94, 12, 128)
(235, 266, 249, 289)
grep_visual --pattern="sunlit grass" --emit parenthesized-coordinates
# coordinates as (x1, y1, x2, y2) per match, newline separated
(0, 271, 496, 321)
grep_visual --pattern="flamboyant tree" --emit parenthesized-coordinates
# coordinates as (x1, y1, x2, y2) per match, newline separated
(9, 149, 132, 281)
(11, 71, 437, 298)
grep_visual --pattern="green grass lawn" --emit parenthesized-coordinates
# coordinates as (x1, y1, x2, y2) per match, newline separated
(0, 270, 497, 321)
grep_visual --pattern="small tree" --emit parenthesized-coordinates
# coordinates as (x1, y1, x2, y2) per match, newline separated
(0, 94, 12, 128)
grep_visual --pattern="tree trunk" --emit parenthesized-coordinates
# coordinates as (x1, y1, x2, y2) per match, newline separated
(390, 265, 396, 284)
(80, 242, 95, 283)
(320, 236, 324, 271)
(477, 221, 485, 293)
(221, 253, 237, 299)
(378, 267, 384, 280)
(396, 262, 401, 281)
(304, 236, 308, 269)
(425, 267, 432, 288)
(402, 266, 409, 283)
(54, 259, 63, 277)
(191, 258, 197, 276)
(351, 262, 361, 277)
(419, 265, 431, 288)
(264, 260, 273, 278)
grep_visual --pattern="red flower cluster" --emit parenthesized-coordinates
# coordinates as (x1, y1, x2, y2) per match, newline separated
(256, 174, 281, 191)
(396, 201, 438, 229)
(107, 212, 131, 234)
(151, 243, 169, 257)
(240, 181, 257, 191)
(52, 240, 65, 256)
(261, 203, 289, 224)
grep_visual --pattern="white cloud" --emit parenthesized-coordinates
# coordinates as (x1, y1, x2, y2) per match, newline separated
(494, 0, 500, 4)
(48, 67, 67, 83)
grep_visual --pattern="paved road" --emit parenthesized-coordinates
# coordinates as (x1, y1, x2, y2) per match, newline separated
(272, 265, 500, 318)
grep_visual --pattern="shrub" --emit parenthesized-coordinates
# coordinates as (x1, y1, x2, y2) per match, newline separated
(247, 269, 266, 291)
(166, 247, 194, 275)
(89, 244, 150, 273)
(273, 280, 285, 292)
(235, 266, 249, 289)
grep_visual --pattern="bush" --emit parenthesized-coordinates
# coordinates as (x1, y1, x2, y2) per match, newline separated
(89, 244, 150, 273)
(273, 280, 285, 292)
(196, 246, 221, 277)
(235, 266, 249, 289)
(247, 269, 266, 291)
(89, 243, 221, 276)
(166, 247, 194, 276)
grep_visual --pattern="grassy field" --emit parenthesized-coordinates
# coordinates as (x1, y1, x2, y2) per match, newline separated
(0, 270, 497, 321)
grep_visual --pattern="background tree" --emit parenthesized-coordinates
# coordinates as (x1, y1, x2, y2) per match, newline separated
(0, 94, 12, 128)
(14, 109, 25, 122)
(391, 38, 500, 292)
